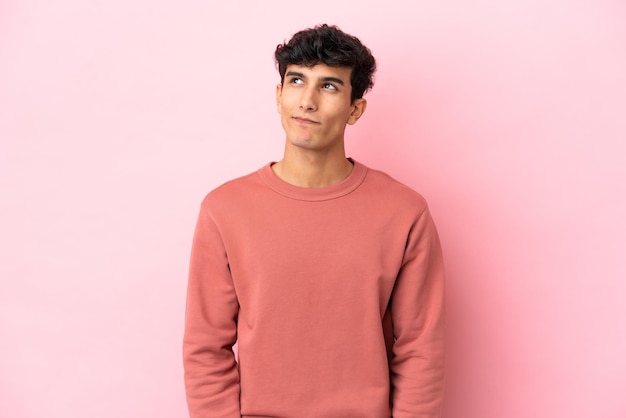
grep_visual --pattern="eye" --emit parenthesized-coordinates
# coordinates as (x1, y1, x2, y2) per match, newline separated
(322, 83, 337, 90)
(289, 77, 304, 85)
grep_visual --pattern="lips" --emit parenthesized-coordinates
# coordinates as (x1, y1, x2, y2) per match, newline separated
(293, 116, 319, 124)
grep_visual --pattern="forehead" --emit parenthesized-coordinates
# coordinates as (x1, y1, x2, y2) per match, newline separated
(285, 64, 352, 81)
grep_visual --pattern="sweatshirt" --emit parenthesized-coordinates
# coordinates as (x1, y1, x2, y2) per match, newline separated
(183, 160, 445, 418)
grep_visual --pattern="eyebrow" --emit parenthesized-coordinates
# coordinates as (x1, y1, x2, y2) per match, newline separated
(285, 71, 345, 86)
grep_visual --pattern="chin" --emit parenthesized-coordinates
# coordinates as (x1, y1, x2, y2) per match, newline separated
(288, 136, 315, 147)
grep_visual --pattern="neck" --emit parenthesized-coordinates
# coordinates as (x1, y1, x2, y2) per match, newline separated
(272, 146, 354, 188)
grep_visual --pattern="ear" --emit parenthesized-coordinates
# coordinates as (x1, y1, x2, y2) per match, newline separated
(347, 98, 367, 125)
(276, 84, 283, 114)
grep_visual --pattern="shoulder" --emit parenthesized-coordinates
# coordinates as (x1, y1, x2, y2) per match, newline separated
(200, 165, 268, 210)
(361, 164, 429, 212)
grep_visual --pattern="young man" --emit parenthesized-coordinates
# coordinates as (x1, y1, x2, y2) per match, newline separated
(184, 24, 445, 417)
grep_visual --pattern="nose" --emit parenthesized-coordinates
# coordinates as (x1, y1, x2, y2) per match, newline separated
(299, 86, 318, 111)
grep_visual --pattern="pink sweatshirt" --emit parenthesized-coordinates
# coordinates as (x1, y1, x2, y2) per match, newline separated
(183, 160, 445, 417)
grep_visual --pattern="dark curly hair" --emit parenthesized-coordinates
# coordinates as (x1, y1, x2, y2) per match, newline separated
(274, 24, 377, 103)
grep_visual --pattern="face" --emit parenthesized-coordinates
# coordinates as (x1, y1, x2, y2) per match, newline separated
(276, 64, 367, 154)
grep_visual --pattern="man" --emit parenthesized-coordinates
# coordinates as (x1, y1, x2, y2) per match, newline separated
(183, 24, 445, 417)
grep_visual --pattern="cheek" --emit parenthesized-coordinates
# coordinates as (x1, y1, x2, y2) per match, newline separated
(278, 97, 295, 116)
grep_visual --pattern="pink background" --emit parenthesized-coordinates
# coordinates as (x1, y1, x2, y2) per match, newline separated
(2, 1, 625, 417)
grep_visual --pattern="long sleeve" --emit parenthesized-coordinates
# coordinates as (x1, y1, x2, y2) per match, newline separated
(390, 205, 446, 418)
(183, 202, 241, 418)
(182, 163, 444, 417)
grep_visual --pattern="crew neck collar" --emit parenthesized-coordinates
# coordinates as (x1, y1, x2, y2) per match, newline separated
(257, 158, 368, 201)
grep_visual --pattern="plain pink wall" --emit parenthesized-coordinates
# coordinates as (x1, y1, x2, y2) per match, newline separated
(1, 1, 625, 417)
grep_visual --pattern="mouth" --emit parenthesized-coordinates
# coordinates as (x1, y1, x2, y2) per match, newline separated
(293, 116, 320, 125)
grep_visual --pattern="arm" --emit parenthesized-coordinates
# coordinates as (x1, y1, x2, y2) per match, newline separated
(390, 206, 446, 418)
(183, 202, 241, 418)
